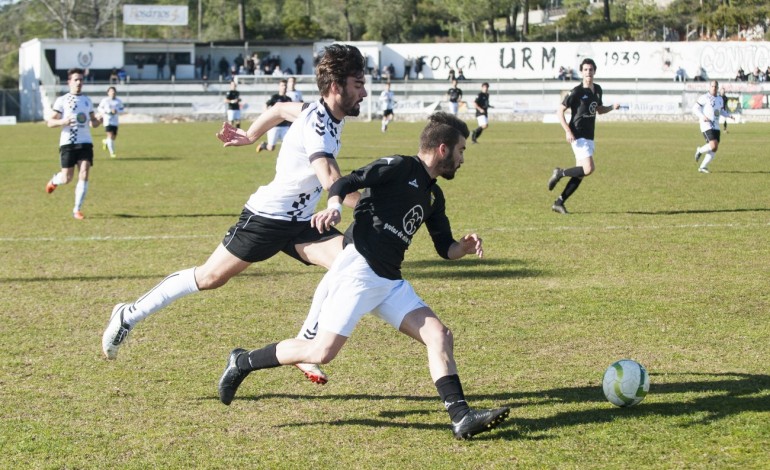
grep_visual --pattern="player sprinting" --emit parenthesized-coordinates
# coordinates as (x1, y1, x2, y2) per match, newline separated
(548, 58, 619, 214)
(693, 80, 732, 174)
(218, 112, 509, 440)
(224, 80, 242, 128)
(45, 68, 102, 220)
(97, 86, 125, 158)
(102, 45, 368, 386)
(470, 82, 491, 143)
(379, 82, 395, 132)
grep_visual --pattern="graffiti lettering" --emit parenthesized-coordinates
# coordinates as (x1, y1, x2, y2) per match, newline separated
(429, 56, 477, 72)
(499, 47, 557, 71)
(603, 51, 641, 66)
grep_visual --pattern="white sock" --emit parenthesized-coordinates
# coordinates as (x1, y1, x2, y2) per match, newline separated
(295, 272, 330, 340)
(107, 138, 116, 155)
(52, 173, 65, 185)
(123, 267, 200, 327)
(74, 180, 88, 211)
(698, 143, 712, 154)
(700, 151, 715, 169)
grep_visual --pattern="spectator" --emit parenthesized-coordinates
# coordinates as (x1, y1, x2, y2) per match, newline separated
(109, 67, 119, 85)
(675, 66, 686, 82)
(447, 68, 456, 81)
(735, 68, 747, 82)
(415, 56, 425, 79)
(157, 54, 166, 80)
(294, 54, 305, 75)
(218, 57, 229, 81)
(456, 68, 466, 80)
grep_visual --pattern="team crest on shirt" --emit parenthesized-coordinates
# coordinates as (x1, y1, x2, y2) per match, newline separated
(403, 204, 424, 236)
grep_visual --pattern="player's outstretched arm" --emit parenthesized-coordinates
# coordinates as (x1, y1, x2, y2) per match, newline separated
(447, 233, 484, 260)
(216, 101, 304, 147)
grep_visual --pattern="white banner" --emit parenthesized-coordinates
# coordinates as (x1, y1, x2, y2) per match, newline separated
(123, 5, 188, 26)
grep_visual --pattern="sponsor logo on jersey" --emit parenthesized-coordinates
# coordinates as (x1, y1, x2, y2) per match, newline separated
(408, 179, 418, 188)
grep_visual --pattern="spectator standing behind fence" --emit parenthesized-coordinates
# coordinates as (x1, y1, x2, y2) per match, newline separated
(295, 54, 305, 75)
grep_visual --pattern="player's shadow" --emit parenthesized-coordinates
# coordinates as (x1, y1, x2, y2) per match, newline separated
(110, 213, 234, 219)
(404, 257, 546, 280)
(255, 372, 769, 440)
(625, 207, 770, 215)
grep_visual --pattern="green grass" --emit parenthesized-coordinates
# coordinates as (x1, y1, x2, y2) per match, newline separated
(1, 119, 768, 468)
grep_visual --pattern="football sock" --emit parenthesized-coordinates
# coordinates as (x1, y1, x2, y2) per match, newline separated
(74, 180, 88, 211)
(561, 166, 586, 178)
(51, 172, 65, 186)
(560, 177, 583, 202)
(474, 127, 484, 139)
(697, 143, 712, 154)
(123, 267, 200, 327)
(238, 343, 281, 372)
(107, 138, 115, 155)
(296, 273, 329, 340)
(700, 151, 715, 169)
(436, 375, 470, 422)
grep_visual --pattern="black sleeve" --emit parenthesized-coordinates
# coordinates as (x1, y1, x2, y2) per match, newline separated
(328, 156, 405, 202)
(425, 185, 455, 259)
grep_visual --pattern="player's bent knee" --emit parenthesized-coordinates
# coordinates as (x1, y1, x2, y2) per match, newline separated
(195, 270, 231, 290)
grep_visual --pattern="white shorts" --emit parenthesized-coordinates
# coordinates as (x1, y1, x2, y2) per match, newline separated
(448, 102, 459, 115)
(227, 109, 241, 122)
(267, 126, 289, 146)
(317, 245, 427, 337)
(570, 138, 595, 161)
(476, 115, 488, 127)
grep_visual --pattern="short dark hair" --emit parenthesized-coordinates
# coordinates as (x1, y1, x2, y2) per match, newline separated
(580, 58, 597, 71)
(107, 86, 117, 93)
(315, 44, 366, 96)
(481, 82, 489, 87)
(419, 112, 469, 152)
(67, 68, 84, 79)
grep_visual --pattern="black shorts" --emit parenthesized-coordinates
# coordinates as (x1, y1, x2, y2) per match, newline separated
(60, 144, 94, 168)
(105, 125, 118, 135)
(222, 208, 342, 265)
(383, 109, 394, 117)
(703, 129, 720, 143)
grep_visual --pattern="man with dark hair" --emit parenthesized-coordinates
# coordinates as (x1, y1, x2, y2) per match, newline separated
(470, 82, 491, 143)
(103, 45, 368, 388)
(218, 112, 510, 440)
(548, 58, 619, 214)
(45, 68, 101, 220)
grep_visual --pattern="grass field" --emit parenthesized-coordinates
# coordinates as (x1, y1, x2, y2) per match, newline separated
(1, 118, 768, 468)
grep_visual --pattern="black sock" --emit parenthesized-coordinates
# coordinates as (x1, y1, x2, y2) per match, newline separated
(559, 177, 583, 202)
(474, 127, 484, 139)
(236, 343, 281, 372)
(561, 166, 585, 178)
(435, 374, 470, 422)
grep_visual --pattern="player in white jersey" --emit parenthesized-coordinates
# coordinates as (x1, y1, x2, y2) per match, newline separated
(379, 82, 395, 132)
(45, 68, 101, 220)
(692, 80, 732, 174)
(97, 87, 125, 158)
(286, 76, 303, 103)
(102, 44, 367, 386)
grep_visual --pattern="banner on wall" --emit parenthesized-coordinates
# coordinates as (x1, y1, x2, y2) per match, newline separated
(123, 5, 188, 26)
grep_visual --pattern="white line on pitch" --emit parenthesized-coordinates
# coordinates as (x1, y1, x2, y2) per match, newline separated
(0, 235, 216, 242)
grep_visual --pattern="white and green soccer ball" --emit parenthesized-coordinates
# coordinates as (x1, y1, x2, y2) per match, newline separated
(602, 359, 650, 407)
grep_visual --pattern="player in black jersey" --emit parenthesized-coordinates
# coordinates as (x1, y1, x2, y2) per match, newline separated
(224, 81, 242, 128)
(219, 112, 509, 439)
(470, 82, 491, 143)
(257, 79, 294, 153)
(548, 58, 619, 214)
(445, 79, 463, 115)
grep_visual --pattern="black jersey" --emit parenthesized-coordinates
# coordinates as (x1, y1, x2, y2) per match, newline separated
(225, 90, 241, 110)
(329, 155, 455, 280)
(447, 87, 463, 103)
(267, 93, 293, 127)
(474, 92, 490, 116)
(561, 83, 604, 140)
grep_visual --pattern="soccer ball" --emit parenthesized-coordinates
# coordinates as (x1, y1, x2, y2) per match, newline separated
(602, 359, 650, 407)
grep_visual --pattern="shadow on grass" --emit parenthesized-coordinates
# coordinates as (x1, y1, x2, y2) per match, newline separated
(625, 207, 770, 215)
(404, 257, 546, 280)
(0, 269, 315, 284)
(234, 372, 769, 441)
(110, 213, 235, 219)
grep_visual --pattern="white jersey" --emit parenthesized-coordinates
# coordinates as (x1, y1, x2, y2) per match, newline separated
(52, 93, 94, 146)
(98, 97, 125, 127)
(287, 89, 303, 102)
(245, 100, 344, 222)
(379, 90, 395, 111)
(692, 92, 727, 132)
